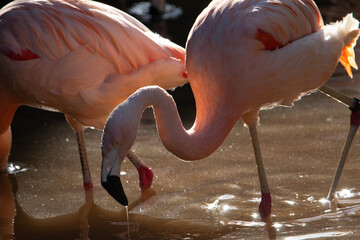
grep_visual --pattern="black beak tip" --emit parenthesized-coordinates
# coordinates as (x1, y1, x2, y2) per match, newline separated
(101, 175, 128, 206)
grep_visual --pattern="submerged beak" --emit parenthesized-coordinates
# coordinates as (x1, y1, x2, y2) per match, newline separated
(101, 148, 128, 206)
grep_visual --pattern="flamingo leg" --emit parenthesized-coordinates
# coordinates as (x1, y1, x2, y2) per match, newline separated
(327, 122, 359, 201)
(75, 130, 93, 190)
(65, 115, 93, 189)
(319, 85, 357, 108)
(249, 125, 271, 219)
(78, 188, 94, 239)
(126, 150, 153, 190)
(0, 127, 11, 171)
(318, 84, 360, 201)
(0, 100, 17, 172)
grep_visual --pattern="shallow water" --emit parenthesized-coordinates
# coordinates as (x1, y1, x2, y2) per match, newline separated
(2, 0, 360, 239)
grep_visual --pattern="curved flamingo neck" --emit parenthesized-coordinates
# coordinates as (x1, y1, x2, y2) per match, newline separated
(127, 86, 238, 160)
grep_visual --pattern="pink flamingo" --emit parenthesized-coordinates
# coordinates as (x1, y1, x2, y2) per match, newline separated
(0, 0, 187, 190)
(101, 0, 360, 218)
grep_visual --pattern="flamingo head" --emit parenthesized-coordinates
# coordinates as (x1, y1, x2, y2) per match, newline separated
(100, 104, 140, 206)
(101, 138, 129, 206)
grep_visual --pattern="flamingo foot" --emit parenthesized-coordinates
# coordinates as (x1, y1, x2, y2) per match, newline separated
(259, 192, 272, 219)
(83, 181, 94, 190)
(138, 165, 153, 190)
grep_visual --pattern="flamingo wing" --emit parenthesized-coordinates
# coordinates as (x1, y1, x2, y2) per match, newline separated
(0, 0, 184, 73)
(0, 0, 186, 125)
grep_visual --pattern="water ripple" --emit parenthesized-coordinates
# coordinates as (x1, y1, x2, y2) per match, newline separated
(284, 231, 352, 240)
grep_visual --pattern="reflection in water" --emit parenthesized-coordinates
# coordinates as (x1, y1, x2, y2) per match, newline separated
(0, 173, 15, 240)
(0, 171, 159, 239)
(284, 231, 352, 240)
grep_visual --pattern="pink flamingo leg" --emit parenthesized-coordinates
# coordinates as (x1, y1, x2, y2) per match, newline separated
(0, 128, 12, 171)
(249, 126, 271, 219)
(75, 131, 94, 190)
(319, 85, 360, 201)
(327, 110, 360, 201)
(0, 99, 17, 172)
(138, 165, 154, 190)
(127, 150, 153, 190)
(65, 115, 93, 189)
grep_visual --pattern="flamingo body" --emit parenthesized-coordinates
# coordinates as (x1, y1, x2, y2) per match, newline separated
(0, 0, 186, 130)
(187, 0, 353, 128)
(101, 0, 360, 217)
(151, 0, 359, 160)
(0, 0, 187, 189)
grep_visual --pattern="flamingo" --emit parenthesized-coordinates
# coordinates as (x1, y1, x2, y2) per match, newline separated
(101, 0, 360, 218)
(0, 0, 188, 190)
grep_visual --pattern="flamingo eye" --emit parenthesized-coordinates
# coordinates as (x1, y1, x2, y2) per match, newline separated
(114, 140, 121, 146)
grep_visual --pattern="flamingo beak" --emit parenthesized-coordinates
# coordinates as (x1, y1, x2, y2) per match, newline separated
(101, 147, 128, 206)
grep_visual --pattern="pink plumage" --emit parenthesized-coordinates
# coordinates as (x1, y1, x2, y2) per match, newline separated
(0, 0, 187, 191)
(101, 0, 360, 218)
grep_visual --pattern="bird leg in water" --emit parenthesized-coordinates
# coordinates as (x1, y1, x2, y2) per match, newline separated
(327, 119, 359, 201)
(249, 126, 271, 219)
(0, 95, 17, 171)
(65, 115, 93, 189)
(319, 85, 360, 202)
